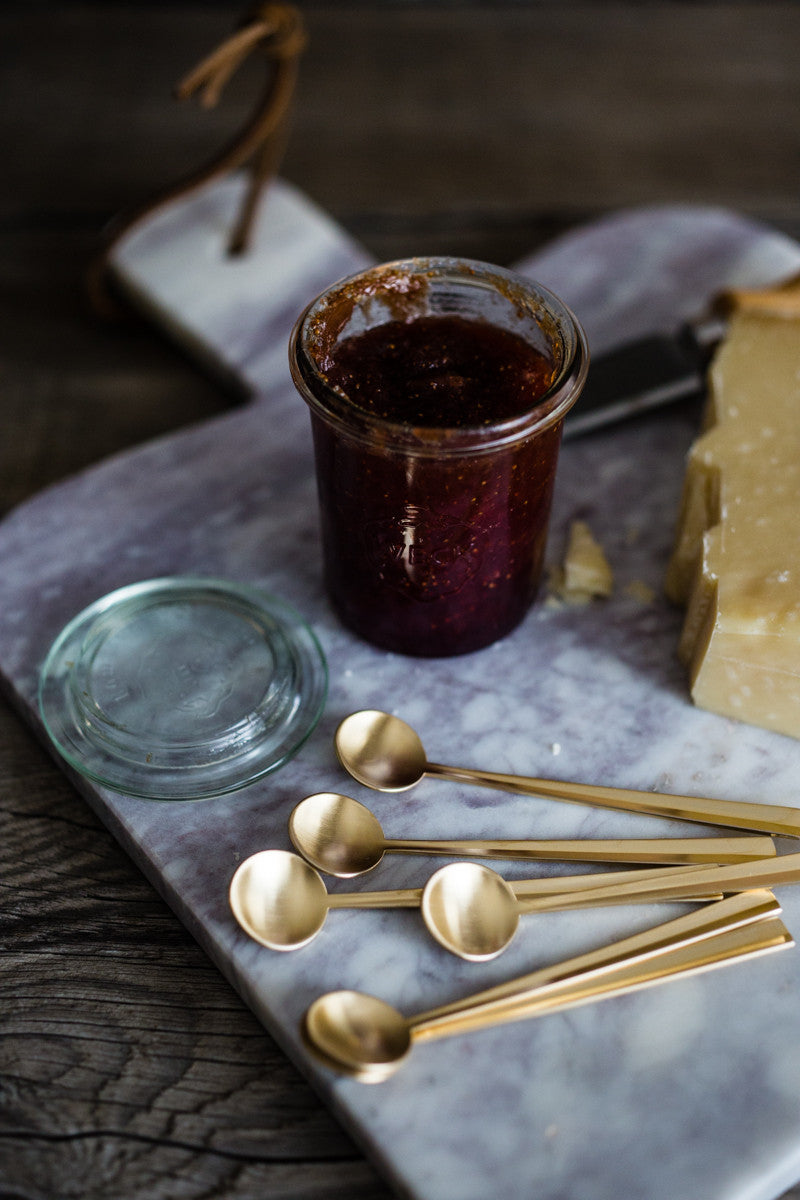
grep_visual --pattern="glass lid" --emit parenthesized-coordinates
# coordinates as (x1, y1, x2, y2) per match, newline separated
(38, 577, 328, 800)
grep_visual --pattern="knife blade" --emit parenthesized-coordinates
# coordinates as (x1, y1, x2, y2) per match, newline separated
(564, 316, 727, 438)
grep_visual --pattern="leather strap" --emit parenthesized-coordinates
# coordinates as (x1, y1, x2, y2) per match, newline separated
(88, 3, 306, 318)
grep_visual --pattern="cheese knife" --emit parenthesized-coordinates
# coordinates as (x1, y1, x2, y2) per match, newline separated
(563, 316, 726, 438)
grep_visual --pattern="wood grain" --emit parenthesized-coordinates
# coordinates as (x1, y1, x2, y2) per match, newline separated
(2, 4, 800, 1197)
(0, 704, 389, 1198)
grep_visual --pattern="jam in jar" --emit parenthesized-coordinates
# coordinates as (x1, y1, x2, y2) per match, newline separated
(290, 258, 587, 656)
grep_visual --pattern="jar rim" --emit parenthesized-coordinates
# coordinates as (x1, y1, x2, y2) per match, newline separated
(289, 256, 588, 457)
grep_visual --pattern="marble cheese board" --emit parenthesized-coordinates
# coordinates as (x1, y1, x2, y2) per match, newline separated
(3, 177, 800, 1200)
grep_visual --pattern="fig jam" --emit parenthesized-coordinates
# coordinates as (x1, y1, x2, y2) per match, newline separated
(323, 315, 555, 428)
(290, 258, 587, 657)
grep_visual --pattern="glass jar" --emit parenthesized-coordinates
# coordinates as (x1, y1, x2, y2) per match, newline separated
(289, 257, 587, 657)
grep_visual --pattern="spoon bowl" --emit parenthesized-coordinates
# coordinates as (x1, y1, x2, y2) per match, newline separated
(336, 710, 426, 791)
(229, 849, 329, 950)
(304, 989, 412, 1080)
(289, 791, 388, 876)
(422, 862, 519, 961)
(230, 848, 426, 950)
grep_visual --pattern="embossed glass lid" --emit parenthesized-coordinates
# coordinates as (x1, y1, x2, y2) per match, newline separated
(38, 577, 328, 800)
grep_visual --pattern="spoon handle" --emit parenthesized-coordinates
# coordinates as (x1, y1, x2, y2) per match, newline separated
(411, 890, 788, 1041)
(511, 863, 719, 898)
(327, 888, 423, 909)
(510, 849, 800, 910)
(383, 834, 775, 865)
(514, 877, 725, 913)
(329, 867, 722, 916)
(417, 913, 791, 1043)
(426, 761, 800, 838)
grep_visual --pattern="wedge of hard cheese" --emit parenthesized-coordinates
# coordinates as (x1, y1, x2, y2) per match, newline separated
(665, 274, 800, 738)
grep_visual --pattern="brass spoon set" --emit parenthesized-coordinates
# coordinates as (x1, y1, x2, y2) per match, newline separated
(303, 891, 791, 1082)
(230, 791, 773, 957)
(229, 709, 800, 1080)
(230, 851, 729, 958)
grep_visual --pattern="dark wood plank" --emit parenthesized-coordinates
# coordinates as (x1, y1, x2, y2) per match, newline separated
(0, 225, 238, 514)
(4, 4, 800, 234)
(0, 701, 391, 1199)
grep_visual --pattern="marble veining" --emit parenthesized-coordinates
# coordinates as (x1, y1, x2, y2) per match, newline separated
(3, 177, 800, 1199)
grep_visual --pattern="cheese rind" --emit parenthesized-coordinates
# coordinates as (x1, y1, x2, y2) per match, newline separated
(666, 283, 800, 739)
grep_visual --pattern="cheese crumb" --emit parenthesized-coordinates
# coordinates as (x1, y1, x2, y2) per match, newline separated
(549, 520, 614, 604)
(625, 579, 656, 604)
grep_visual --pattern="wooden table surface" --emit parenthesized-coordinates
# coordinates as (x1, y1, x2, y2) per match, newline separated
(3, 4, 800, 1197)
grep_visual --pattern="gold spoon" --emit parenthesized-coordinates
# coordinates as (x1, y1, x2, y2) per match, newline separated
(288, 792, 775, 878)
(303, 890, 791, 1081)
(427, 849, 800, 962)
(229, 850, 723, 953)
(421, 860, 726, 962)
(335, 710, 800, 838)
(229, 850, 421, 951)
